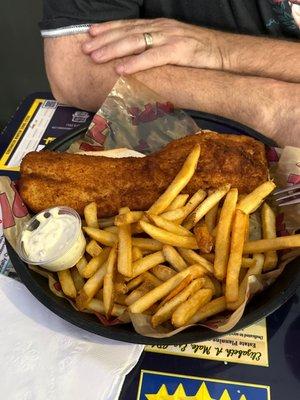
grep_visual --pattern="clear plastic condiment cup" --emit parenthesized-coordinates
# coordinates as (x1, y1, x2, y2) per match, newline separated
(17, 206, 86, 272)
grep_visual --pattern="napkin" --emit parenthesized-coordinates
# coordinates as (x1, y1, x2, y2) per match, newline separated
(0, 274, 144, 400)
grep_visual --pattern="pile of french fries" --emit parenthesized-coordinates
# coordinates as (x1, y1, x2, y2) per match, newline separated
(56, 144, 300, 331)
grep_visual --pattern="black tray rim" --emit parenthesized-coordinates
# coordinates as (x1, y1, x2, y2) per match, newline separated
(8, 110, 300, 345)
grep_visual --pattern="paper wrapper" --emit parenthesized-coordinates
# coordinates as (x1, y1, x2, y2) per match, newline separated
(1, 76, 300, 338)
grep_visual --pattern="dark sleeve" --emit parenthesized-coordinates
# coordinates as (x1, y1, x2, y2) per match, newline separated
(39, 0, 143, 31)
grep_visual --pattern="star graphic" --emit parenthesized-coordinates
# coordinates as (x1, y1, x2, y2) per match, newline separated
(145, 382, 248, 400)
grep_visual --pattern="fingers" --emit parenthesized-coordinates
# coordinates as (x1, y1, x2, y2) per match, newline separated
(115, 45, 174, 74)
(90, 34, 147, 63)
(90, 32, 166, 64)
(84, 18, 174, 53)
(82, 18, 199, 72)
(82, 24, 158, 55)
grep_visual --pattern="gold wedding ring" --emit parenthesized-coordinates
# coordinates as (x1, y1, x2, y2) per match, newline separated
(143, 32, 153, 50)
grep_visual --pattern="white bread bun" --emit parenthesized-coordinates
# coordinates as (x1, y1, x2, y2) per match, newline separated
(76, 148, 145, 158)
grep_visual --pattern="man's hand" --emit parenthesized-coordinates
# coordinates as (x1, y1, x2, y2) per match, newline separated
(44, 34, 300, 147)
(82, 18, 300, 83)
(82, 18, 223, 74)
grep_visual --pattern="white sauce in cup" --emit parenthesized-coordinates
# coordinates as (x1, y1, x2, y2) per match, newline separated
(19, 207, 86, 271)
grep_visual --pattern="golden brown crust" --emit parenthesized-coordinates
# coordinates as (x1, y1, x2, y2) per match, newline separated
(19, 131, 268, 217)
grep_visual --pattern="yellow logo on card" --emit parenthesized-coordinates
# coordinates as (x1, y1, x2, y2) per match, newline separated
(145, 382, 248, 399)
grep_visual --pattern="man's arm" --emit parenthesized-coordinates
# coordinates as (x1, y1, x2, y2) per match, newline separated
(218, 31, 300, 83)
(84, 19, 300, 83)
(45, 34, 300, 147)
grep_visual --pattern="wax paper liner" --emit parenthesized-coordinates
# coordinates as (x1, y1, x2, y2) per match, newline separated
(1, 76, 300, 337)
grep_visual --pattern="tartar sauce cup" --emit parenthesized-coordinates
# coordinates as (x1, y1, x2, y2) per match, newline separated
(17, 206, 86, 272)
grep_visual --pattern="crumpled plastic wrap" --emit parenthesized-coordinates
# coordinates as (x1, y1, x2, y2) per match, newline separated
(68, 76, 199, 154)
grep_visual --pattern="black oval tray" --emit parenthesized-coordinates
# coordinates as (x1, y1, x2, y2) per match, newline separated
(7, 111, 300, 344)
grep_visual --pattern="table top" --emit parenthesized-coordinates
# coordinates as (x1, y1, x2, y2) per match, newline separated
(1, 94, 299, 400)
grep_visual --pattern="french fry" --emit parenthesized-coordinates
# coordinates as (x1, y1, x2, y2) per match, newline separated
(131, 222, 144, 235)
(114, 292, 127, 306)
(236, 181, 276, 214)
(151, 277, 204, 327)
(201, 275, 216, 295)
(58, 269, 77, 298)
(183, 184, 231, 230)
(126, 275, 144, 291)
(160, 189, 206, 222)
(115, 211, 144, 226)
(165, 194, 189, 211)
(148, 214, 193, 237)
(243, 234, 300, 253)
(211, 226, 218, 237)
(81, 248, 110, 279)
(162, 245, 187, 271)
(213, 188, 238, 280)
(147, 144, 201, 215)
(86, 240, 103, 258)
(141, 249, 154, 256)
(84, 202, 98, 228)
(99, 217, 115, 228)
(87, 298, 126, 317)
(95, 288, 103, 300)
(114, 273, 128, 294)
(177, 248, 214, 274)
(189, 296, 227, 324)
(199, 253, 215, 262)
(76, 262, 107, 310)
(131, 238, 163, 251)
(241, 258, 256, 268)
(261, 203, 278, 271)
(199, 273, 222, 298)
(209, 275, 222, 297)
(104, 226, 118, 234)
(76, 255, 88, 277)
(226, 277, 248, 311)
(132, 246, 143, 261)
(171, 288, 213, 328)
(83, 226, 117, 246)
(132, 251, 165, 277)
(142, 271, 163, 287)
(70, 267, 85, 292)
(238, 194, 247, 202)
(151, 264, 177, 281)
(159, 275, 193, 307)
(227, 253, 264, 310)
(239, 267, 248, 283)
(201, 253, 256, 268)
(103, 246, 117, 318)
(117, 207, 132, 277)
(140, 221, 198, 249)
(193, 220, 214, 253)
(205, 202, 219, 234)
(225, 210, 248, 303)
(250, 253, 265, 275)
(244, 215, 250, 243)
(129, 264, 206, 314)
(125, 281, 154, 306)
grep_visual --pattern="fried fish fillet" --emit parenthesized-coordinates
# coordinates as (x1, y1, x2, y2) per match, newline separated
(19, 131, 268, 217)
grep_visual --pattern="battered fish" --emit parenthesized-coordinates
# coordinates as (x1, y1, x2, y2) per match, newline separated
(19, 131, 268, 217)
